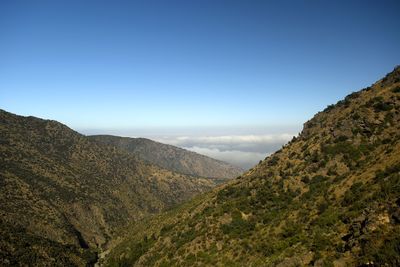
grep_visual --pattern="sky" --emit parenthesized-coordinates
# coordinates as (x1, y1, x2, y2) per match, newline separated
(1, 0, 400, 169)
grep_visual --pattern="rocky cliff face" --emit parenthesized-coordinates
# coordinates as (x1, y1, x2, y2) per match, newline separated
(0, 110, 215, 266)
(104, 66, 400, 266)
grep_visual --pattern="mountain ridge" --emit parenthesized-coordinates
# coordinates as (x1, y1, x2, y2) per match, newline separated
(88, 135, 243, 181)
(103, 66, 400, 266)
(0, 109, 218, 266)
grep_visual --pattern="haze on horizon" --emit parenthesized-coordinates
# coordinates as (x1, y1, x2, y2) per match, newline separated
(1, 0, 400, 168)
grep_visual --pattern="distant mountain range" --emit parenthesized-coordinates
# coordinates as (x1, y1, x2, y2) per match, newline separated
(0, 110, 239, 266)
(103, 67, 400, 266)
(89, 135, 242, 182)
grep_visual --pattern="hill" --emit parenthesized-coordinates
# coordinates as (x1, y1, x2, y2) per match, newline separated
(104, 66, 400, 266)
(89, 135, 242, 181)
(0, 110, 216, 266)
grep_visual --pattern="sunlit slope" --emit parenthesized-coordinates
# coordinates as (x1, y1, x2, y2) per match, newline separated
(104, 66, 400, 266)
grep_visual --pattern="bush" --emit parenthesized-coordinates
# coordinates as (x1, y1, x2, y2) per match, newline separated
(301, 175, 310, 184)
(375, 163, 400, 181)
(336, 135, 348, 142)
(173, 228, 197, 248)
(123, 235, 156, 265)
(256, 242, 275, 257)
(317, 201, 329, 214)
(312, 230, 332, 251)
(324, 104, 335, 112)
(216, 186, 250, 202)
(311, 175, 329, 184)
(302, 175, 330, 200)
(367, 96, 393, 111)
(322, 141, 363, 162)
(280, 222, 301, 238)
(342, 182, 366, 207)
(160, 223, 174, 235)
(373, 101, 393, 111)
(221, 210, 255, 238)
(351, 113, 361, 120)
(391, 86, 400, 93)
(313, 207, 338, 228)
(374, 165, 400, 201)
(268, 156, 279, 166)
(360, 229, 400, 266)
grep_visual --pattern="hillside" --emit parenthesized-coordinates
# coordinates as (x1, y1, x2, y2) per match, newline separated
(0, 110, 216, 266)
(104, 66, 400, 266)
(89, 135, 242, 181)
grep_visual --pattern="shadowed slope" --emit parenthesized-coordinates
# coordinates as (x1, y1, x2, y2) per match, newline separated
(0, 110, 215, 266)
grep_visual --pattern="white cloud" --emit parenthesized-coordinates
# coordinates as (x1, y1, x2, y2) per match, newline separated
(81, 126, 299, 170)
(184, 146, 270, 170)
(154, 133, 295, 169)
(155, 134, 294, 152)
(173, 134, 291, 144)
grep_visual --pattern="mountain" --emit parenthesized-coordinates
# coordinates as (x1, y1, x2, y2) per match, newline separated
(0, 110, 217, 266)
(88, 135, 242, 182)
(104, 66, 400, 266)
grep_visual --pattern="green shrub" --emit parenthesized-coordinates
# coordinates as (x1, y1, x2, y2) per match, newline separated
(280, 221, 302, 242)
(256, 241, 275, 257)
(160, 223, 174, 235)
(216, 186, 250, 202)
(345, 91, 361, 100)
(360, 229, 400, 266)
(301, 175, 330, 201)
(221, 210, 255, 238)
(324, 104, 335, 112)
(311, 175, 328, 184)
(312, 230, 333, 251)
(391, 86, 400, 93)
(268, 156, 279, 166)
(351, 113, 361, 120)
(122, 235, 156, 265)
(375, 163, 400, 181)
(327, 168, 338, 176)
(342, 181, 366, 207)
(173, 228, 197, 248)
(336, 135, 348, 142)
(313, 207, 338, 228)
(373, 101, 393, 111)
(301, 175, 310, 184)
(322, 141, 363, 162)
(372, 163, 400, 201)
(367, 96, 393, 111)
(317, 202, 329, 214)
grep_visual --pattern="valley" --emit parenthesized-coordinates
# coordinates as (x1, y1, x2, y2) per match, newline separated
(2, 1, 399, 265)
(0, 110, 238, 265)
(102, 67, 400, 266)
(1, 67, 399, 266)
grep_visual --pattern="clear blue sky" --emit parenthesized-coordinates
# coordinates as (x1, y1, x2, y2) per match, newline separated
(1, 0, 400, 132)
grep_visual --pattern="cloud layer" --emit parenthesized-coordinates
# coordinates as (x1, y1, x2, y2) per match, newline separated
(184, 146, 269, 170)
(154, 134, 295, 169)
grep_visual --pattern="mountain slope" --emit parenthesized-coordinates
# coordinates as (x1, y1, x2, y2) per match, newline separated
(0, 110, 216, 266)
(89, 135, 242, 181)
(104, 66, 400, 266)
